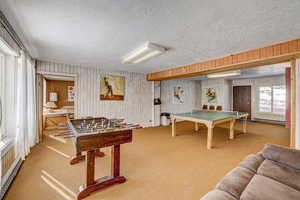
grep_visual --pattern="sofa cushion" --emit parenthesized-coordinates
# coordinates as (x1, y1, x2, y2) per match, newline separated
(216, 166, 255, 199)
(262, 144, 300, 170)
(240, 174, 300, 200)
(201, 190, 237, 200)
(257, 159, 300, 191)
(238, 153, 264, 173)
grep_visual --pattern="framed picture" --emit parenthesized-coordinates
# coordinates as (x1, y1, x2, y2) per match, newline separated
(173, 86, 184, 104)
(67, 86, 75, 102)
(100, 75, 125, 100)
(205, 87, 218, 103)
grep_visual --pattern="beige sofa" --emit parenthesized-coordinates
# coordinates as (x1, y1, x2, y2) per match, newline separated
(201, 144, 300, 200)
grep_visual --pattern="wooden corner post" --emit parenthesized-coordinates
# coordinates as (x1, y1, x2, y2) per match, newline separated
(291, 58, 296, 148)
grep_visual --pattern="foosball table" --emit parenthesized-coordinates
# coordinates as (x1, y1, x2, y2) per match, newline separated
(65, 117, 141, 200)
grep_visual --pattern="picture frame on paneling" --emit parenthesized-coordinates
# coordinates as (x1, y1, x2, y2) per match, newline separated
(204, 87, 218, 103)
(68, 86, 75, 102)
(100, 75, 125, 100)
(173, 86, 184, 104)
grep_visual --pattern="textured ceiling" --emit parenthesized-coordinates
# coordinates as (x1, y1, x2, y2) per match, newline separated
(1, 0, 300, 73)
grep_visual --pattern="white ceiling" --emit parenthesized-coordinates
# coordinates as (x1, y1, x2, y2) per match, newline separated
(1, 0, 300, 73)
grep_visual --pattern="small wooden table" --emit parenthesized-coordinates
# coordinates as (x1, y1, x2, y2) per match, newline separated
(171, 110, 248, 149)
(67, 118, 141, 200)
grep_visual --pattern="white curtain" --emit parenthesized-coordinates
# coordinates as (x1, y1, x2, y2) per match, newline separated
(15, 51, 37, 159)
(4, 55, 18, 137)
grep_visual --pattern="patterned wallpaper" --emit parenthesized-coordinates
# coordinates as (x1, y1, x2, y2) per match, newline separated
(201, 78, 232, 111)
(37, 60, 154, 127)
(160, 79, 201, 114)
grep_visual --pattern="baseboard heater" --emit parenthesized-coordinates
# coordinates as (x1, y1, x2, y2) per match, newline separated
(0, 159, 22, 200)
(253, 118, 285, 125)
(0, 140, 23, 200)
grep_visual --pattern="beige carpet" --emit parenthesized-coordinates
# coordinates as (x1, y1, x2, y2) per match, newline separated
(4, 121, 289, 200)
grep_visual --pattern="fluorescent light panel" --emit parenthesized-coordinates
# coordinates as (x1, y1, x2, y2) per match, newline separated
(207, 70, 241, 78)
(122, 42, 166, 64)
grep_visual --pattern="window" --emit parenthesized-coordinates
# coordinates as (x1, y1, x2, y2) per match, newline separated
(273, 86, 286, 114)
(0, 46, 18, 140)
(259, 85, 286, 115)
(259, 87, 272, 113)
(0, 52, 5, 140)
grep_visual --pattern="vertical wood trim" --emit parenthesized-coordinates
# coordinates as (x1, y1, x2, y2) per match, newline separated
(285, 68, 291, 128)
(36, 74, 43, 142)
(151, 81, 155, 127)
(290, 58, 296, 148)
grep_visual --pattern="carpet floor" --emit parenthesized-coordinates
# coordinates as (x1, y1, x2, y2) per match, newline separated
(4, 121, 289, 200)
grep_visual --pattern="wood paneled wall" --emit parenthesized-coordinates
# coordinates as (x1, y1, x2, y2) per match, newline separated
(147, 38, 300, 81)
(46, 80, 74, 109)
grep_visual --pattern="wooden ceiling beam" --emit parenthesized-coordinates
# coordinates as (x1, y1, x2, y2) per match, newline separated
(146, 38, 300, 81)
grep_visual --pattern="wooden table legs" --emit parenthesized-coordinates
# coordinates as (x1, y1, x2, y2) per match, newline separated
(171, 117, 176, 137)
(77, 145, 126, 200)
(242, 117, 247, 133)
(229, 119, 236, 139)
(207, 124, 213, 149)
(70, 149, 105, 165)
(171, 116, 248, 149)
(195, 122, 199, 131)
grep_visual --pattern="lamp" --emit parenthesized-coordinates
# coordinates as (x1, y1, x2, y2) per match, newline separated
(49, 92, 58, 102)
(46, 92, 58, 110)
(45, 101, 57, 109)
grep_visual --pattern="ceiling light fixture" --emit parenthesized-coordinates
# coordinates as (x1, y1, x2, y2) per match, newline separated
(207, 70, 241, 78)
(122, 42, 167, 64)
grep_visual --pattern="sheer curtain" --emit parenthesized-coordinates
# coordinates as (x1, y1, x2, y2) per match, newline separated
(3, 55, 18, 137)
(15, 51, 37, 159)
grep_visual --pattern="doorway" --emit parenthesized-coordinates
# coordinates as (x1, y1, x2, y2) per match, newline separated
(233, 86, 251, 120)
(36, 72, 76, 142)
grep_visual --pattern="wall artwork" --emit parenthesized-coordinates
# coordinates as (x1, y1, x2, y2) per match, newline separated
(173, 86, 184, 104)
(67, 86, 75, 102)
(205, 87, 218, 103)
(100, 75, 125, 100)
